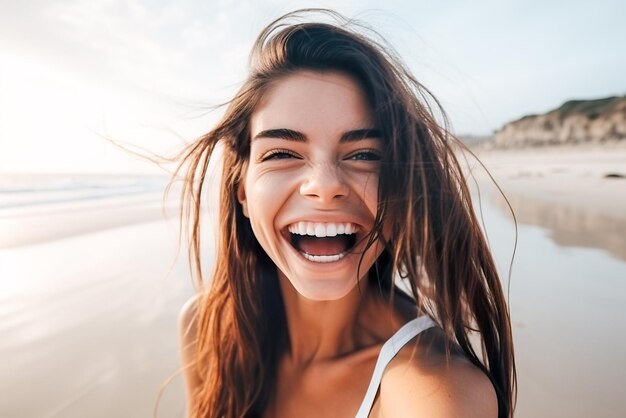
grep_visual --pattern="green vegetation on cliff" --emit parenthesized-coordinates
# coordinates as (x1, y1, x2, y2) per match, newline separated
(493, 94, 626, 148)
(517, 95, 626, 123)
(552, 95, 626, 119)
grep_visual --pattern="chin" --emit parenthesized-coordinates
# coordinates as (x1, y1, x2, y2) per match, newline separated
(290, 278, 361, 301)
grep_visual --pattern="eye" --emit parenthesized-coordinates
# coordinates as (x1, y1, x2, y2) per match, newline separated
(346, 149, 382, 161)
(259, 148, 301, 162)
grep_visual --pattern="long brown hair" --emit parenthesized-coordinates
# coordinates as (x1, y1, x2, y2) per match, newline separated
(174, 8, 515, 418)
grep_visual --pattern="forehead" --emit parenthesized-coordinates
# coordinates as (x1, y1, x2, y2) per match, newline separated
(250, 70, 374, 136)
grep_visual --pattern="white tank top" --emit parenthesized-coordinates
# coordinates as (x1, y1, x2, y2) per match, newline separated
(354, 315, 437, 418)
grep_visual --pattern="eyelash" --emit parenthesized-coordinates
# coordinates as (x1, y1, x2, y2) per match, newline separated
(346, 149, 382, 161)
(258, 148, 382, 162)
(259, 148, 301, 162)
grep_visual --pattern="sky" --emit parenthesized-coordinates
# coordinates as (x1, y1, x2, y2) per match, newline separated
(0, 0, 624, 174)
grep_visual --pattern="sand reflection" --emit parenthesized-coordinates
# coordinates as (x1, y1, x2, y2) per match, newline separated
(491, 192, 626, 261)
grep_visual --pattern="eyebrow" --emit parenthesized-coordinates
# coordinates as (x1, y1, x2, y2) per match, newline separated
(252, 128, 381, 143)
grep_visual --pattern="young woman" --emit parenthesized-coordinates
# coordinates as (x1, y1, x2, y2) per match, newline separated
(176, 9, 515, 418)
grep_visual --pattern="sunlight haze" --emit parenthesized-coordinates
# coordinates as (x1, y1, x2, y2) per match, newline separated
(1, 0, 624, 173)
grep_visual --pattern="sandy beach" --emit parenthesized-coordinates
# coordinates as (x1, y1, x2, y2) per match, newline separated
(466, 143, 626, 417)
(1, 145, 625, 417)
(0, 179, 209, 418)
(468, 143, 626, 261)
(471, 143, 626, 219)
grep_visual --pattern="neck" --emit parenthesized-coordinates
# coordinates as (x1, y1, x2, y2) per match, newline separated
(277, 272, 396, 366)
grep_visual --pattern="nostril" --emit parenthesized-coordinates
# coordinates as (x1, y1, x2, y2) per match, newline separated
(300, 183, 349, 200)
(300, 169, 349, 200)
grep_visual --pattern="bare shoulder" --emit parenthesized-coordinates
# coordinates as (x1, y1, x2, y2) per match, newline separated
(179, 293, 201, 340)
(377, 328, 498, 418)
(179, 294, 202, 398)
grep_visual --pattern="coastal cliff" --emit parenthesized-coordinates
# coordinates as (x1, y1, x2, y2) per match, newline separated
(492, 95, 626, 148)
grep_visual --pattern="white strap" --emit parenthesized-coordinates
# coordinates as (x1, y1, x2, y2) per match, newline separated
(354, 316, 436, 418)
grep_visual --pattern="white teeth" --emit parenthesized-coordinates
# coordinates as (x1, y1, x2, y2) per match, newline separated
(287, 221, 358, 237)
(301, 251, 347, 263)
(285, 222, 357, 262)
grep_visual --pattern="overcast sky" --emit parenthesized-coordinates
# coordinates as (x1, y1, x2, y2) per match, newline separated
(1, 0, 624, 173)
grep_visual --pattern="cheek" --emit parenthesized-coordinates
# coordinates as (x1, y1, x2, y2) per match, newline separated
(365, 173, 380, 212)
(244, 170, 293, 230)
(350, 171, 389, 242)
(347, 170, 380, 214)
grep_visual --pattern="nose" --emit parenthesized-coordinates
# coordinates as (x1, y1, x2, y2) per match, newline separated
(300, 162, 349, 203)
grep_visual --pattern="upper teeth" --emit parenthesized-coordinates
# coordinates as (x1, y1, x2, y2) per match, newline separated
(288, 222, 358, 237)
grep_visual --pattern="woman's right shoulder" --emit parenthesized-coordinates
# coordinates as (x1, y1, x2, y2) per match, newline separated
(179, 293, 201, 338)
(179, 294, 203, 397)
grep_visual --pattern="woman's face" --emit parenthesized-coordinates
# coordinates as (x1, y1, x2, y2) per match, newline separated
(238, 70, 386, 301)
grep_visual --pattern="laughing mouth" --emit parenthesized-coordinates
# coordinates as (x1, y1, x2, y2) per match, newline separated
(286, 221, 359, 263)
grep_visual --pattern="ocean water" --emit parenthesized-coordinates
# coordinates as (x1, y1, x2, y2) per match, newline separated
(0, 173, 170, 210)
(0, 173, 178, 248)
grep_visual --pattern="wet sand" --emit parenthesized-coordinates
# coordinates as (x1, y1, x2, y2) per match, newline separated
(471, 143, 626, 262)
(467, 143, 626, 418)
(0, 193, 207, 418)
(471, 143, 626, 223)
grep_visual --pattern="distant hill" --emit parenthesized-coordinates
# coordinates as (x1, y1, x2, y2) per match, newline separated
(492, 95, 626, 148)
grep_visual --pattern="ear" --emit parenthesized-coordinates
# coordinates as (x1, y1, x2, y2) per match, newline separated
(237, 181, 249, 218)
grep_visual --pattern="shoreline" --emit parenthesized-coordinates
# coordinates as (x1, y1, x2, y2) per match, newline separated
(0, 192, 179, 248)
(466, 144, 626, 222)
(463, 143, 626, 262)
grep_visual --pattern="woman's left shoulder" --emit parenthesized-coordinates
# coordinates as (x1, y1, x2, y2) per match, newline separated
(377, 328, 498, 418)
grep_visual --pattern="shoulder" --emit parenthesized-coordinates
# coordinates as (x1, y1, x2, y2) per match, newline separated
(377, 328, 498, 418)
(179, 293, 202, 357)
(179, 294, 202, 394)
(179, 293, 200, 337)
